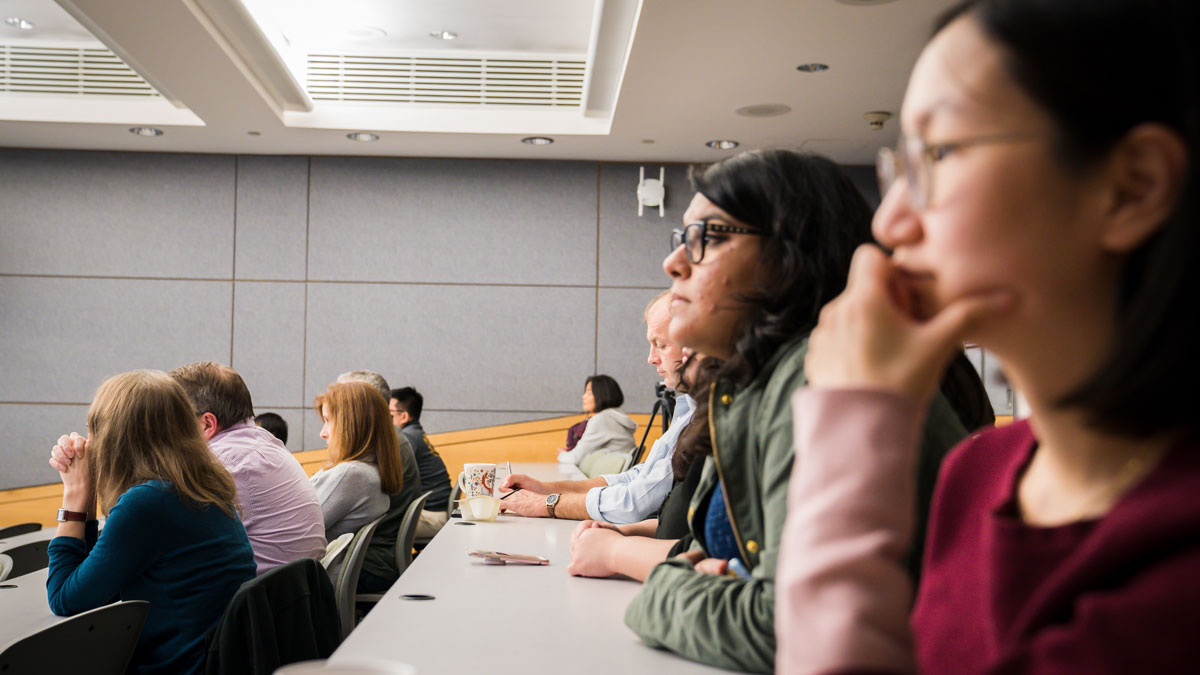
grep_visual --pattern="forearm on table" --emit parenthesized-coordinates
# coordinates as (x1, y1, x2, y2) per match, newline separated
(610, 536, 678, 582)
(553, 492, 590, 520)
(618, 519, 659, 537)
(549, 477, 606, 494)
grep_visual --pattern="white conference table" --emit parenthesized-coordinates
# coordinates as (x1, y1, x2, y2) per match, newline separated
(0, 527, 59, 650)
(330, 462, 731, 674)
(0, 568, 58, 650)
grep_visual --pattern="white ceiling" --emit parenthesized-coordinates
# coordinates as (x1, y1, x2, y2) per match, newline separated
(0, 0, 953, 164)
(249, 0, 596, 54)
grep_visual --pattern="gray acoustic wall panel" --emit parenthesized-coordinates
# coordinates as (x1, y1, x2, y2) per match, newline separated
(234, 156, 309, 281)
(231, 281, 306, 409)
(0, 148, 878, 489)
(307, 157, 598, 285)
(0, 404, 90, 490)
(0, 150, 234, 278)
(597, 162, 693, 288)
(0, 276, 233, 403)
(842, 165, 881, 208)
(303, 282, 595, 412)
(596, 288, 667, 414)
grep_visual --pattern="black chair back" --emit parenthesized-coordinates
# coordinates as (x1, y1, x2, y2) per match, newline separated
(204, 558, 341, 675)
(0, 600, 149, 675)
(0, 523, 41, 539)
(333, 515, 385, 639)
(2, 541, 49, 579)
(395, 490, 432, 576)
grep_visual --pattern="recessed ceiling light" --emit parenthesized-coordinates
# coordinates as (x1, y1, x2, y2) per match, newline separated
(522, 136, 554, 146)
(705, 140, 739, 150)
(345, 26, 387, 41)
(430, 30, 458, 40)
(796, 63, 829, 73)
(347, 132, 379, 142)
(736, 103, 791, 118)
(129, 127, 163, 137)
(4, 17, 34, 30)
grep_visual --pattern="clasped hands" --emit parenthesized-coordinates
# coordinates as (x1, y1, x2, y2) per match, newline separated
(49, 432, 95, 512)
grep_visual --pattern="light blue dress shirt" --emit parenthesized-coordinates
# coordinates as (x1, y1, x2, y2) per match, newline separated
(584, 394, 695, 523)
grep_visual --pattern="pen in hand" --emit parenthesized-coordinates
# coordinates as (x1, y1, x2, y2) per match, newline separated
(500, 488, 522, 500)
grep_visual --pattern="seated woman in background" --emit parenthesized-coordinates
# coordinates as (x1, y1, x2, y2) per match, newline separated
(777, 0, 1200, 672)
(622, 149, 975, 673)
(46, 370, 255, 675)
(557, 374, 636, 466)
(567, 350, 708, 580)
(310, 381, 406, 592)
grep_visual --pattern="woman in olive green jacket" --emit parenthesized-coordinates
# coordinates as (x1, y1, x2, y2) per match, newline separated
(623, 149, 983, 672)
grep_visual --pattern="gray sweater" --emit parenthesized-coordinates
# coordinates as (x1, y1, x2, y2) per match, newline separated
(310, 460, 389, 539)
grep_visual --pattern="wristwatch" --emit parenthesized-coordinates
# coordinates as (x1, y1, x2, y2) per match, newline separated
(545, 493, 560, 518)
(57, 508, 87, 522)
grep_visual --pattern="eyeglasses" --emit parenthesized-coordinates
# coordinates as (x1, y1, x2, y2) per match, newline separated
(670, 220, 764, 264)
(877, 132, 1044, 210)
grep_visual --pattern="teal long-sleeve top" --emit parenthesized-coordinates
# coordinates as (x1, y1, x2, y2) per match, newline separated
(46, 480, 256, 675)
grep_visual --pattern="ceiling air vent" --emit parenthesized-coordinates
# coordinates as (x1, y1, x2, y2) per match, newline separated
(0, 44, 160, 97)
(306, 53, 585, 107)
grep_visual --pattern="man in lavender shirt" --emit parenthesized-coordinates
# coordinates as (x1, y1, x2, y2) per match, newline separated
(169, 362, 326, 574)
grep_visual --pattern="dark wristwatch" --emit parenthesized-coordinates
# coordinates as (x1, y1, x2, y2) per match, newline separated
(545, 493, 560, 518)
(57, 508, 87, 522)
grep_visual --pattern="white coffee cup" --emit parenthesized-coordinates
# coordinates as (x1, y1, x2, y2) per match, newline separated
(457, 463, 496, 499)
(458, 495, 501, 522)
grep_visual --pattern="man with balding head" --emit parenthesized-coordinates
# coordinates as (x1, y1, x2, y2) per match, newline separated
(500, 291, 694, 522)
(169, 362, 326, 574)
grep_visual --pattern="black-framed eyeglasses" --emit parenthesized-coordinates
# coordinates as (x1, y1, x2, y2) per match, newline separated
(877, 131, 1044, 210)
(670, 220, 764, 264)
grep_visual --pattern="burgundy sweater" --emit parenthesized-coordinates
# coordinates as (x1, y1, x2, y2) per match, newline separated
(777, 389, 1200, 674)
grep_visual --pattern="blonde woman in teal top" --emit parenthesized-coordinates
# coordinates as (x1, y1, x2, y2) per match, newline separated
(47, 370, 255, 675)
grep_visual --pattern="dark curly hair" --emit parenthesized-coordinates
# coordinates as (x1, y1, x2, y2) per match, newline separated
(670, 150, 994, 480)
(671, 150, 875, 479)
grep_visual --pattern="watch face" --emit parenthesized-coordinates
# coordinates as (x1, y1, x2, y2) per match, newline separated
(546, 494, 559, 506)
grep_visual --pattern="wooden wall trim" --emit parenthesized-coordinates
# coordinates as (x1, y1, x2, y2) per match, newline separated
(0, 413, 666, 528)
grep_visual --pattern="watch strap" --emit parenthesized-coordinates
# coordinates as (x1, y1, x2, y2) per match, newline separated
(57, 508, 87, 522)
(546, 494, 559, 519)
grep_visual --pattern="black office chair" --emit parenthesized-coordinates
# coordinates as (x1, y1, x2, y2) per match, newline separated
(357, 490, 432, 607)
(204, 558, 341, 675)
(0, 523, 41, 539)
(2, 540, 49, 579)
(333, 515, 385, 639)
(394, 490, 431, 576)
(0, 600, 149, 675)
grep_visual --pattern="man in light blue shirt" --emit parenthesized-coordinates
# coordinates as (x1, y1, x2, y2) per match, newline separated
(499, 292, 692, 522)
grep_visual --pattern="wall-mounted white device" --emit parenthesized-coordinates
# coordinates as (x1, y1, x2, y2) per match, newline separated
(637, 166, 666, 217)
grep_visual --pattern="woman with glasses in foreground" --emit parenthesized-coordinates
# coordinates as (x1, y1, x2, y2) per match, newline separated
(623, 149, 975, 672)
(46, 371, 255, 674)
(777, 0, 1200, 672)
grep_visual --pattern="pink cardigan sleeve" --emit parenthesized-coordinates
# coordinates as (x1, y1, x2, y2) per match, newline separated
(776, 388, 926, 675)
